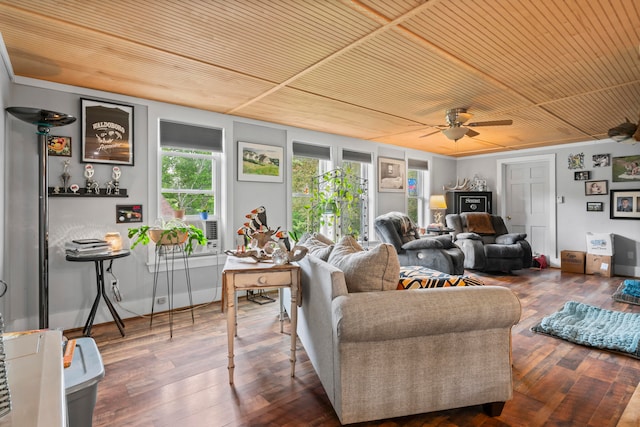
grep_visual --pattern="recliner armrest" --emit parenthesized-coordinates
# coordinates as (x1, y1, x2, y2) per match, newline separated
(456, 232, 482, 240)
(496, 233, 527, 245)
(402, 238, 443, 250)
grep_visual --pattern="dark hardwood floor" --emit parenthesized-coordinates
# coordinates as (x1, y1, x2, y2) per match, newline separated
(65, 267, 640, 426)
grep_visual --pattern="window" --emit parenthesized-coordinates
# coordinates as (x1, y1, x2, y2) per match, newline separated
(291, 142, 330, 237)
(159, 121, 222, 218)
(341, 149, 372, 241)
(407, 159, 429, 226)
(161, 148, 217, 217)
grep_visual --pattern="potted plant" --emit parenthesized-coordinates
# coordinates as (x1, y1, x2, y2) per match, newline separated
(127, 218, 207, 256)
(304, 166, 367, 240)
(173, 192, 187, 219)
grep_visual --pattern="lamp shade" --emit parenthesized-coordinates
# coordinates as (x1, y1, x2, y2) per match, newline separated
(442, 126, 469, 141)
(429, 195, 447, 210)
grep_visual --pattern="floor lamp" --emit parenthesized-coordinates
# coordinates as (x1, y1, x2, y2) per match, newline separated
(5, 107, 76, 329)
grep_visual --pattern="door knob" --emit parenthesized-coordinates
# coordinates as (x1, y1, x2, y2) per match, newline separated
(506, 216, 511, 220)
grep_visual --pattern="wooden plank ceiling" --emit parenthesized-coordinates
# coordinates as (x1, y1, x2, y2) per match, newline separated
(0, 0, 638, 157)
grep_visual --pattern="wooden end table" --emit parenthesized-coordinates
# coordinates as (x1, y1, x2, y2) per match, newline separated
(222, 257, 301, 385)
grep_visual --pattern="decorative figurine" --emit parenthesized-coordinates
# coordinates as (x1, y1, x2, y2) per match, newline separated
(105, 180, 114, 195)
(69, 184, 80, 194)
(112, 166, 121, 195)
(61, 159, 71, 192)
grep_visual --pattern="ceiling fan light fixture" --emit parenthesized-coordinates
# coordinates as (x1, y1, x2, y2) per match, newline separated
(442, 126, 468, 141)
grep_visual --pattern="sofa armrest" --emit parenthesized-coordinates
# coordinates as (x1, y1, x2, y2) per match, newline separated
(495, 233, 527, 245)
(332, 286, 521, 343)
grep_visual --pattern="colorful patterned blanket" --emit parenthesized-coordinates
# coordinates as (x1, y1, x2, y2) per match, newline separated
(397, 266, 484, 290)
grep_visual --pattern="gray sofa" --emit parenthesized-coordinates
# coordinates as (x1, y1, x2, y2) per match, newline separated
(374, 211, 465, 275)
(446, 212, 533, 272)
(284, 253, 522, 424)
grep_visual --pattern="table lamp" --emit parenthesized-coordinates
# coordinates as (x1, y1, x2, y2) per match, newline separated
(429, 195, 447, 227)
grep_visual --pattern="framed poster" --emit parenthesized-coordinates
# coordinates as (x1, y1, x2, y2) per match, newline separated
(612, 155, 640, 182)
(47, 135, 71, 157)
(378, 156, 406, 192)
(584, 180, 608, 195)
(610, 189, 640, 219)
(81, 98, 134, 165)
(237, 141, 283, 182)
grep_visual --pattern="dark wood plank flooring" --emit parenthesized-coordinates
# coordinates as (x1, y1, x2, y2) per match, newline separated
(65, 268, 640, 426)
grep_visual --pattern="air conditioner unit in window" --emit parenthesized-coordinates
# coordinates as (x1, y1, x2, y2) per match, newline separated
(184, 219, 219, 254)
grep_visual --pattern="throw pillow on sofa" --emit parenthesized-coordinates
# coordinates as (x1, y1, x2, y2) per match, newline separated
(327, 236, 400, 293)
(299, 235, 334, 261)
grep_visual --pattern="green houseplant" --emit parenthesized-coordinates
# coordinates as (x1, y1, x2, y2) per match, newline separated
(304, 166, 368, 240)
(128, 218, 207, 256)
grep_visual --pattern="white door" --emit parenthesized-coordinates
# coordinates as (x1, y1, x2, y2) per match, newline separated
(498, 155, 556, 260)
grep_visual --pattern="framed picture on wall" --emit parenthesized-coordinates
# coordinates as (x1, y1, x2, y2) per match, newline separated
(584, 180, 608, 195)
(574, 171, 590, 180)
(610, 189, 640, 219)
(81, 98, 134, 165)
(378, 156, 406, 192)
(47, 135, 72, 157)
(586, 202, 604, 212)
(592, 154, 610, 167)
(612, 155, 640, 182)
(237, 141, 284, 182)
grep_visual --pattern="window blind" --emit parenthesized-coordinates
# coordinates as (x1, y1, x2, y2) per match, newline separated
(160, 120, 223, 152)
(408, 159, 429, 170)
(292, 141, 331, 160)
(342, 149, 372, 164)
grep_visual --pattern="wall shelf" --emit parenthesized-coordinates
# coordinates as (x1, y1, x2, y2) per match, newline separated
(48, 187, 128, 197)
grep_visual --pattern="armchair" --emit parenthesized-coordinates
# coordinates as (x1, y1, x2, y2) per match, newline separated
(446, 212, 532, 272)
(374, 212, 464, 274)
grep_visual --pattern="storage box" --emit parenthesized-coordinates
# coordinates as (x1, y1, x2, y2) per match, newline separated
(586, 232, 614, 256)
(560, 250, 586, 273)
(585, 253, 613, 277)
(64, 337, 105, 427)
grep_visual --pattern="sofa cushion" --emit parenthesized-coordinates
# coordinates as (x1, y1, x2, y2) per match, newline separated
(465, 213, 496, 235)
(397, 266, 484, 289)
(300, 235, 334, 261)
(327, 236, 400, 292)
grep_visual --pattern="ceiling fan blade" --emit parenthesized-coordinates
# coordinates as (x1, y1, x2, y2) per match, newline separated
(419, 130, 441, 138)
(466, 129, 480, 138)
(467, 119, 513, 127)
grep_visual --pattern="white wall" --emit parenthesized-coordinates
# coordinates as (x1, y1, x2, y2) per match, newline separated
(456, 142, 640, 276)
(2, 76, 447, 332)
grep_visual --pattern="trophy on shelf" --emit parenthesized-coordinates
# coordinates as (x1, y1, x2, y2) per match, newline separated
(60, 159, 71, 193)
(112, 166, 121, 195)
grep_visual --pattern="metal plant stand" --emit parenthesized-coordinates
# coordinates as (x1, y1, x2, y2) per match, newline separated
(150, 244, 195, 338)
(5, 107, 76, 329)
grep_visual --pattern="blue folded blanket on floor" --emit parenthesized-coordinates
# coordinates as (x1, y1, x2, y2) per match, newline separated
(622, 279, 640, 298)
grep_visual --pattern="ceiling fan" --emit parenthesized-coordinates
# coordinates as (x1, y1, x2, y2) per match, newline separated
(420, 108, 513, 142)
(607, 114, 640, 144)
